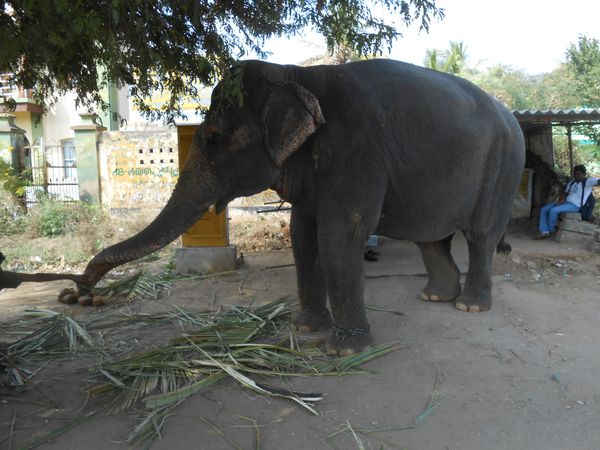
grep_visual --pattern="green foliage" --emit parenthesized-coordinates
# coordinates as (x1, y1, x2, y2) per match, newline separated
(423, 35, 600, 115)
(423, 41, 468, 75)
(0, 159, 29, 235)
(552, 133, 600, 176)
(0, 157, 29, 198)
(566, 35, 600, 109)
(470, 65, 544, 110)
(564, 35, 600, 148)
(1, 189, 100, 241)
(424, 48, 441, 71)
(31, 196, 108, 237)
(0, 187, 27, 236)
(534, 64, 580, 109)
(0, 0, 443, 122)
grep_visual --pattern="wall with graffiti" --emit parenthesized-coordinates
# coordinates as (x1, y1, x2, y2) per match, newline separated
(98, 125, 180, 210)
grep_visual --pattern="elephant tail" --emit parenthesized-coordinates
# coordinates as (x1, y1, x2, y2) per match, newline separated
(496, 235, 512, 255)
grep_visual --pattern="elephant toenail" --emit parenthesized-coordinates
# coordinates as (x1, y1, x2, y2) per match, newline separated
(339, 349, 356, 357)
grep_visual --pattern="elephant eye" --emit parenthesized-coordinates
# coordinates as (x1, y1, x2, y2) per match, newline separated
(206, 133, 217, 145)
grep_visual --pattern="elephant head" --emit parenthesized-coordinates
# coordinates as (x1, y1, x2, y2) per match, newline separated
(0, 62, 326, 295)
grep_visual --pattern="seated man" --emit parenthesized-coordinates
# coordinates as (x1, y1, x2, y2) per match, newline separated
(538, 164, 599, 238)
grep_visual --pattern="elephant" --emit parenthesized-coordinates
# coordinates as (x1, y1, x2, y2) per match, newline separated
(0, 59, 525, 355)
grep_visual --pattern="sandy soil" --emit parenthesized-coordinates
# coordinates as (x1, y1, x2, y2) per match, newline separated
(1, 231, 600, 450)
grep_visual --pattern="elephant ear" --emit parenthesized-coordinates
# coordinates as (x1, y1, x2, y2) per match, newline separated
(261, 81, 325, 167)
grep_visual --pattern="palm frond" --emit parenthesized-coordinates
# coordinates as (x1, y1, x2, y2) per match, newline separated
(7, 310, 105, 360)
(8, 296, 401, 449)
(127, 402, 181, 449)
(92, 297, 400, 423)
(93, 269, 239, 303)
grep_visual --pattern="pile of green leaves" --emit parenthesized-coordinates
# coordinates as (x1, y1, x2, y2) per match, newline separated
(6, 296, 399, 448)
(91, 298, 396, 410)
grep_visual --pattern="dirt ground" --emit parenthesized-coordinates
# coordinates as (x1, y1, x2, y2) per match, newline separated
(1, 230, 600, 450)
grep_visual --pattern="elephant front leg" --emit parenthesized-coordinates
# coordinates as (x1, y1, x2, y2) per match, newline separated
(455, 238, 495, 312)
(318, 218, 373, 356)
(290, 210, 331, 332)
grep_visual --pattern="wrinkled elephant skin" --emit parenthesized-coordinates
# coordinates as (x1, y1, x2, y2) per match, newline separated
(0, 60, 525, 355)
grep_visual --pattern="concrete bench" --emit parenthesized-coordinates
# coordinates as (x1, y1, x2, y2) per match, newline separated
(556, 213, 600, 251)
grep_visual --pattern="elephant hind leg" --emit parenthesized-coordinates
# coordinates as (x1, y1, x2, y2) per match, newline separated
(455, 237, 496, 312)
(417, 234, 461, 302)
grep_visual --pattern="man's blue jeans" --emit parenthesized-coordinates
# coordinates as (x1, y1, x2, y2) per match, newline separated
(539, 202, 579, 233)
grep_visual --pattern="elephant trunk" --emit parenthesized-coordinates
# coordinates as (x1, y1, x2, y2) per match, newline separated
(1, 251, 84, 289)
(78, 155, 221, 294)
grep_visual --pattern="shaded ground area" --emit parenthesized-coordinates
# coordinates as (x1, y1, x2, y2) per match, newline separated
(1, 232, 600, 449)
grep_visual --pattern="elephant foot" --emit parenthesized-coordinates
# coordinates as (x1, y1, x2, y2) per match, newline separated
(292, 308, 332, 332)
(325, 329, 373, 356)
(420, 281, 461, 302)
(57, 288, 106, 307)
(454, 293, 491, 313)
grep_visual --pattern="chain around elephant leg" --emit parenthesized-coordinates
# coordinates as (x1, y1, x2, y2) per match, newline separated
(326, 323, 373, 356)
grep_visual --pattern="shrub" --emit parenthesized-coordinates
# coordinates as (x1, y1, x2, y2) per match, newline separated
(0, 188, 27, 236)
(0, 158, 29, 200)
(30, 196, 109, 237)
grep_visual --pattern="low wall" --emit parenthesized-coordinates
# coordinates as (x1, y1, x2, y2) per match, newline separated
(98, 125, 179, 211)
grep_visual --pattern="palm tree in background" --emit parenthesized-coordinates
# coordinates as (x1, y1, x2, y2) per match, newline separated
(424, 41, 468, 74)
(424, 48, 441, 71)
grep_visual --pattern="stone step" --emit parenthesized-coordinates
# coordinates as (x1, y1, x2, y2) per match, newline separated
(560, 221, 598, 235)
(561, 212, 582, 221)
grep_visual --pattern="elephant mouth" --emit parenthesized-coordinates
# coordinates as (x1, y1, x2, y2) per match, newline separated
(215, 198, 231, 214)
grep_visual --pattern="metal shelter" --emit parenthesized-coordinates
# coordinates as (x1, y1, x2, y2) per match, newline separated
(513, 109, 600, 169)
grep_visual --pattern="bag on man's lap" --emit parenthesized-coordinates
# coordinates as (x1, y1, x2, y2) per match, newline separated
(581, 193, 596, 221)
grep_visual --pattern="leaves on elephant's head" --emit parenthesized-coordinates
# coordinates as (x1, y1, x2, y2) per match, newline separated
(210, 61, 246, 115)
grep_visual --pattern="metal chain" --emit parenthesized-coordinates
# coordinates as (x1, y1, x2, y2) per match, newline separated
(332, 323, 371, 344)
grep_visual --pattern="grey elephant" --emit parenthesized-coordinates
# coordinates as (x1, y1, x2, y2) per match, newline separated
(0, 59, 525, 355)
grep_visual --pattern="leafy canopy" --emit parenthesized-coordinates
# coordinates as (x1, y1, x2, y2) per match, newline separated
(565, 35, 600, 147)
(424, 35, 600, 114)
(0, 0, 443, 122)
(566, 35, 600, 109)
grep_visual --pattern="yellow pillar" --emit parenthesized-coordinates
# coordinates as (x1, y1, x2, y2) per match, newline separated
(177, 124, 228, 247)
(175, 124, 237, 274)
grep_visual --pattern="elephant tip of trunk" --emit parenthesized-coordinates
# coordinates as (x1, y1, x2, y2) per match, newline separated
(80, 260, 118, 295)
(76, 279, 94, 297)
